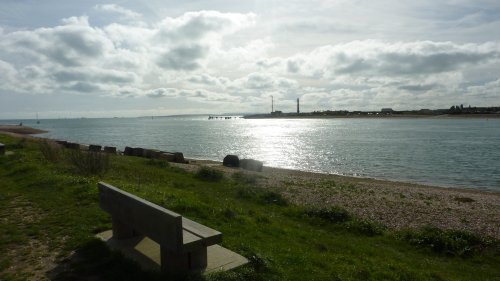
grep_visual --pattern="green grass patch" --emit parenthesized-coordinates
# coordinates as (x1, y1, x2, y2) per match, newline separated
(195, 167, 224, 181)
(397, 227, 495, 256)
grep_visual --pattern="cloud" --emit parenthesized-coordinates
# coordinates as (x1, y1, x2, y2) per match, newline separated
(94, 4, 142, 20)
(155, 11, 256, 42)
(1, 3, 499, 118)
(146, 88, 178, 98)
(157, 44, 208, 70)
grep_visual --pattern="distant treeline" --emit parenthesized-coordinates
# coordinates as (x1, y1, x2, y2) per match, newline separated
(245, 105, 500, 119)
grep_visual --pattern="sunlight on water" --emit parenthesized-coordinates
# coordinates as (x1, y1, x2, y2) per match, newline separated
(10, 116, 500, 191)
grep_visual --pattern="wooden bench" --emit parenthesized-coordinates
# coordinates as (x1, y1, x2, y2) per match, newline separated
(97, 182, 223, 273)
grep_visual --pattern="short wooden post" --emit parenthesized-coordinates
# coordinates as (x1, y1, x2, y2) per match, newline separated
(0, 143, 5, 155)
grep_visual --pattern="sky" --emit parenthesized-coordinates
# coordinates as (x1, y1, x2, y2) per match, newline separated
(0, 0, 499, 119)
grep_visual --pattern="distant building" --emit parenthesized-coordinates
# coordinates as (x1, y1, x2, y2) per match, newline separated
(381, 108, 394, 113)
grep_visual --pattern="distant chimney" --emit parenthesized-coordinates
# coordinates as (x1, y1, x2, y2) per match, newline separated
(297, 98, 300, 114)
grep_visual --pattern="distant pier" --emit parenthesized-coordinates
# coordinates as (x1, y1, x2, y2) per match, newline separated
(208, 116, 241, 120)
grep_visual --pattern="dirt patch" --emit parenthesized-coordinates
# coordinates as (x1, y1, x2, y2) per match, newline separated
(0, 196, 59, 280)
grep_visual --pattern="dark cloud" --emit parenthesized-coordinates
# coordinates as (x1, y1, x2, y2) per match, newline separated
(146, 88, 177, 98)
(188, 74, 217, 85)
(245, 73, 274, 89)
(157, 45, 207, 70)
(378, 52, 496, 75)
(287, 59, 301, 73)
(66, 82, 100, 92)
(398, 84, 437, 92)
(333, 47, 499, 77)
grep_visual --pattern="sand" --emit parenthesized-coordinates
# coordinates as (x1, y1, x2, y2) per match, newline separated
(176, 159, 500, 239)
(0, 125, 47, 135)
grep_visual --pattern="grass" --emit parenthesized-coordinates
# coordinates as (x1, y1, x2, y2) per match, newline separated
(0, 134, 499, 281)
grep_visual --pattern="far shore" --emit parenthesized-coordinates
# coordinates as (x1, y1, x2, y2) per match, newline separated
(244, 113, 500, 119)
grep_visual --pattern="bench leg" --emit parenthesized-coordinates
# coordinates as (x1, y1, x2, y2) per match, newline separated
(160, 246, 207, 272)
(111, 216, 136, 239)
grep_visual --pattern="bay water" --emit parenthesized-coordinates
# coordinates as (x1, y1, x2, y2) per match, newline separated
(3, 116, 499, 191)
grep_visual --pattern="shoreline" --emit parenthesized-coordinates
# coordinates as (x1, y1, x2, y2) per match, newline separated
(0, 124, 47, 135)
(177, 158, 500, 239)
(1, 130, 498, 238)
(244, 113, 500, 119)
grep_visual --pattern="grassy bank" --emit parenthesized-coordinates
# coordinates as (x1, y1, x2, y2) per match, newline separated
(0, 134, 498, 281)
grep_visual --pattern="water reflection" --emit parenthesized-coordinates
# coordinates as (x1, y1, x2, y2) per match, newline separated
(26, 117, 500, 190)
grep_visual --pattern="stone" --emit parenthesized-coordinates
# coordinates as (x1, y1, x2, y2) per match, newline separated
(89, 144, 102, 152)
(104, 146, 117, 154)
(173, 152, 185, 163)
(66, 142, 80, 150)
(159, 152, 176, 162)
(223, 155, 239, 167)
(240, 159, 263, 172)
(132, 147, 144, 157)
(144, 149, 162, 159)
(124, 146, 134, 156)
(55, 140, 67, 147)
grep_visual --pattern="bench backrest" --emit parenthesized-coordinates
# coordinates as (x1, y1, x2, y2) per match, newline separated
(98, 182, 183, 251)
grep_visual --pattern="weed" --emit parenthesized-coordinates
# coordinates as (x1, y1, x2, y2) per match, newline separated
(260, 191, 288, 206)
(454, 197, 475, 203)
(195, 167, 224, 181)
(38, 141, 61, 163)
(10, 138, 27, 149)
(232, 171, 258, 185)
(304, 206, 351, 223)
(145, 158, 170, 168)
(346, 219, 385, 236)
(66, 149, 110, 176)
(397, 227, 487, 256)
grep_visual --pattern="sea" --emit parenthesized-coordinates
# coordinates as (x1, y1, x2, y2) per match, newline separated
(2, 116, 499, 191)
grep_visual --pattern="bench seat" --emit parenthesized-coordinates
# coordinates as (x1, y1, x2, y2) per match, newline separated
(98, 182, 224, 272)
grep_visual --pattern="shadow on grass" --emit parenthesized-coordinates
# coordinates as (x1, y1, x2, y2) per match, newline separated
(46, 239, 202, 281)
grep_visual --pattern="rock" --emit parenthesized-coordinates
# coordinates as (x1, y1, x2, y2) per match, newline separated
(144, 149, 162, 159)
(240, 159, 263, 172)
(89, 144, 102, 152)
(132, 147, 144, 157)
(104, 146, 117, 154)
(159, 152, 176, 162)
(223, 155, 240, 167)
(124, 146, 134, 156)
(55, 140, 67, 147)
(66, 142, 80, 150)
(173, 152, 185, 163)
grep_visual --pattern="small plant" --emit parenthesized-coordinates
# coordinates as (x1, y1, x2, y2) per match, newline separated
(454, 197, 475, 203)
(38, 141, 61, 163)
(397, 227, 486, 256)
(10, 138, 27, 149)
(346, 219, 385, 236)
(232, 171, 258, 185)
(305, 206, 351, 223)
(145, 158, 170, 168)
(260, 191, 288, 206)
(195, 167, 224, 181)
(66, 149, 110, 176)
